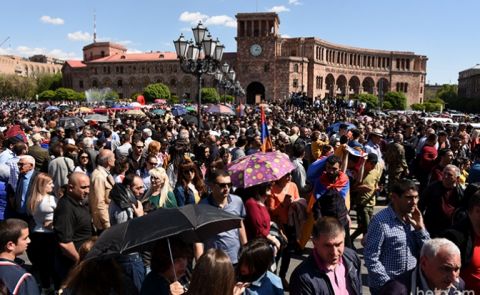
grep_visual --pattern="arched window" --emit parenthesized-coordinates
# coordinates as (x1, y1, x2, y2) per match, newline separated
(293, 64, 299, 73)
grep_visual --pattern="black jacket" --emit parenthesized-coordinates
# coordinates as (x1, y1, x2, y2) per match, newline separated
(442, 216, 475, 268)
(290, 247, 362, 295)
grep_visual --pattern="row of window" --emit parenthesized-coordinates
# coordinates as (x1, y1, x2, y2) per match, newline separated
(78, 77, 188, 89)
(92, 64, 178, 75)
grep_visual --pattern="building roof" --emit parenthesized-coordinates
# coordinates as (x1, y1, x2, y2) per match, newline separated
(65, 60, 87, 68)
(88, 52, 178, 63)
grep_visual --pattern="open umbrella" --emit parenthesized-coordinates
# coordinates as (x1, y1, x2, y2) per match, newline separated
(124, 109, 146, 117)
(228, 151, 295, 188)
(78, 107, 93, 113)
(185, 105, 197, 112)
(45, 106, 60, 111)
(326, 122, 356, 134)
(84, 114, 109, 123)
(182, 114, 200, 127)
(58, 117, 85, 129)
(154, 99, 167, 104)
(152, 109, 166, 116)
(89, 204, 242, 256)
(172, 105, 187, 116)
(129, 102, 142, 108)
(205, 104, 235, 115)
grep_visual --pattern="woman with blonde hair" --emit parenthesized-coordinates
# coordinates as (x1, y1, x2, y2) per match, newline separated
(26, 172, 57, 294)
(142, 167, 177, 213)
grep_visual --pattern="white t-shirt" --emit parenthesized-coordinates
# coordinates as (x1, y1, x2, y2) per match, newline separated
(32, 195, 57, 233)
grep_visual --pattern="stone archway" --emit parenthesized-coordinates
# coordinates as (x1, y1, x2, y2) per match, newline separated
(348, 76, 361, 97)
(246, 82, 265, 105)
(377, 78, 389, 96)
(325, 74, 335, 98)
(336, 75, 347, 97)
(362, 77, 375, 94)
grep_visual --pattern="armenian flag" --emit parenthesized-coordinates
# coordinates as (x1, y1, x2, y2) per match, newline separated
(260, 106, 273, 152)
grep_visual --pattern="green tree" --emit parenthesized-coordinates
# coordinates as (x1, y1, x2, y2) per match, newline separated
(424, 102, 442, 112)
(169, 95, 180, 104)
(143, 83, 171, 103)
(355, 93, 378, 109)
(55, 87, 78, 101)
(201, 87, 220, 103)
(411, 103, 424, 111)
(131, 92, 143, 100)
(436, 84, 457, 103)
(104, 89, 119, 100)
(36, 73, 62, 93)
(383, 91, 407, 110)
(38, 90, 56, 101)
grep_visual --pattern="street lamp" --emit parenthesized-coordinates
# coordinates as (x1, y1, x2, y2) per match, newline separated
(174, 21, 224, 129)
(215, 62, 239, 105)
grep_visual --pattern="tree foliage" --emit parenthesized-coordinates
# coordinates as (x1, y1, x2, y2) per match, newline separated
(355, 93, 378, 109)
(201, 87, 220, 103)
(38, 90, 56, 101)
(143, 83, 171, 103)
(0, 74, 37, 99)
(36, 73, 62, 94)
(383, 91, 407, 110)
(55, 87, 78, 101)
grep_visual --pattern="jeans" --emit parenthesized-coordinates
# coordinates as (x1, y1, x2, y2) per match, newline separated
(116, 252, 145, 292)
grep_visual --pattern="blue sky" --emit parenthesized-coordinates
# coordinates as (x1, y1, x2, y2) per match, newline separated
(0, 0, 478, 85)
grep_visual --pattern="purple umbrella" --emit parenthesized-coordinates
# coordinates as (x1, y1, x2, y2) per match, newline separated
(227, 152, 295, 188)
(205, 104, 235, 115)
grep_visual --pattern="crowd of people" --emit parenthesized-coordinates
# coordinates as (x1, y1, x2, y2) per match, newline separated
(0, 98, 479, 294)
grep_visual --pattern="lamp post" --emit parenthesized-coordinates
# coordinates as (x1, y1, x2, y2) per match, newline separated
(215, 62, 238, 105)
(174, 22, 224, 129)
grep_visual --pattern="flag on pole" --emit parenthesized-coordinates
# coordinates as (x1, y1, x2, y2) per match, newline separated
(260, 106, 273, 152)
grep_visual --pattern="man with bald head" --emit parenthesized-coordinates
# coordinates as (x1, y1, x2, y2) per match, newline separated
(53, 172, 92, 288)
(89, 149, 115, 232)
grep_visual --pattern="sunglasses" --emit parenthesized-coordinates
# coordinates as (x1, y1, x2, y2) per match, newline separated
(149, 162, 158, 166)
(151, 176, 160, 180)
(216, 182, 232, 188)
(136, 145, 144, 148)
(80, 156, 89, 159)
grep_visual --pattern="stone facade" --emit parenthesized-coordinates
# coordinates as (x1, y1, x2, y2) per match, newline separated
(458, 64, 480, 99)
(235, 12, 427, 106)
(62, 42, 215, 99)
(62, 12, 427, 106)
(0, 55, 62, 77)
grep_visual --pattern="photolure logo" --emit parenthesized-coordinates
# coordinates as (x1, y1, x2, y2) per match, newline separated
(415, 288, 474, 295)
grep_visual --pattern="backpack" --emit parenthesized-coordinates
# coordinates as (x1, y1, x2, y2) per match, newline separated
(313, 188, 349, 226)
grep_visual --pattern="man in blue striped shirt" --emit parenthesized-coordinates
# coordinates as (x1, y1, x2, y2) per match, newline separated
(364, 179, 430, 294)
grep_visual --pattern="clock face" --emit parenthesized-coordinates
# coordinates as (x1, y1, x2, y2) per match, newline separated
(250, 44, 262, 56)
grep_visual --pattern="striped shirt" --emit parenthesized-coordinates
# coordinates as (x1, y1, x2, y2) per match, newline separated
(364, 205, 430, 292)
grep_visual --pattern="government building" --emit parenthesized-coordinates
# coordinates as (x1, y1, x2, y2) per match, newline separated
(458, 64, 480, 99)
(63, 12, 427, 106)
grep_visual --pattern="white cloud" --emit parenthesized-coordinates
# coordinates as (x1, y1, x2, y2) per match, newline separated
(67, 31, 92, 42)
(179, 11, 237, 28)
(281, 34, 291, 38)
(40, 15, 64, 25)
(205, 15, 237, 28)
(0, 45, 78, 60)
(179, 11, 208, 24)
(288, 0, 301, 5)
(269, 5, 290, 13)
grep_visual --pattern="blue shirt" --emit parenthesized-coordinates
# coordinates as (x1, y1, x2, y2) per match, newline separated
(245, 271, 284, 295)
(200, 194, 246, 264)
(364, 205, 430, 292)
(467, 161, 480, 184)
(0, 149, 14, 165)
(18, 170, 34, 214)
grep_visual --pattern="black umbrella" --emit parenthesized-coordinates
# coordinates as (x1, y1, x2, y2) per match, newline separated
(182, 114, 200, 127)
(89, 204, 241, 281)
(90, 204, 242, 255)
(59, 117, 85, 129)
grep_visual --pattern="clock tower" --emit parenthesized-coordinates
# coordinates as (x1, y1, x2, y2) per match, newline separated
(235, 13, 280, 104)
